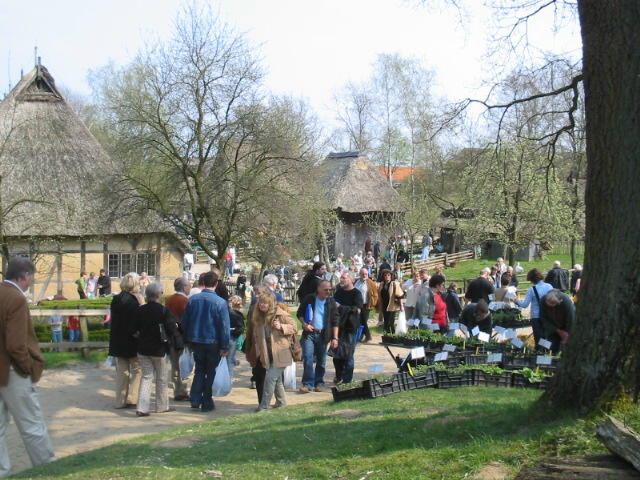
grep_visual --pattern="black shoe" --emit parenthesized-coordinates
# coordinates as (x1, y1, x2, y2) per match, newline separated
(136, 411, 150, 417)
(174, 395, 190, 401)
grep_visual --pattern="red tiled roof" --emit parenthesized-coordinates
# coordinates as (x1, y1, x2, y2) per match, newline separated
(374, 166, 425, 182)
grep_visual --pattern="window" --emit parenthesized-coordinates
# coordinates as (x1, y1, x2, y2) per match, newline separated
(107, 252, 157, 278)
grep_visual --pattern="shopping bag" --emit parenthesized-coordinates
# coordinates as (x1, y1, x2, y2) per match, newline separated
(212, 357, 232, 397)
(102, 355, 115, 368)
(395, 310, 408, 334)
(283, 361, 297, 390)
(179, 348, 194, 380)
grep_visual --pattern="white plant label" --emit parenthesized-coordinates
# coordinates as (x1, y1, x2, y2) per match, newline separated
(538, 338, 552, 350)
(511, 338, 524, 349)
(430, 324, 441, 331)
(460, 324, 469, 334)
(420, 318, 432, 325)
(477, 332, 490, 343)
(505, 329, 517, 339)
(410, 346, 426, 360)
(443, 344, 457, 352)
(471, 326, 480, 336)
(494, 326, 505, 334)
(536, 355, 553, 365)
(434, 352, 449, 362)
(487, 353, 503, 363)
(448, 322, 460, 331)
(368, 364, 385, 373)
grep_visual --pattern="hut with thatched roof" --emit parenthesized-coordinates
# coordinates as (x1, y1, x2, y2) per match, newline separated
(320, 152, 404, 258)
(0, 64, 187, 300)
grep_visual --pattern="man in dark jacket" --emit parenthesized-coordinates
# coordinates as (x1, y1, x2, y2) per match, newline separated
(544, 261, 569, 292)
(540, 289, 575, 354)
(465, 268, 495, 304)
(97, 269, 111, 297)
(296, 280, 339, 393)
(331, 272, 363, 384)
(296, 262, 326, 303)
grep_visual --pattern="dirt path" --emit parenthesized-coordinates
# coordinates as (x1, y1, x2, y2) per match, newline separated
(6, 336, 399, 476)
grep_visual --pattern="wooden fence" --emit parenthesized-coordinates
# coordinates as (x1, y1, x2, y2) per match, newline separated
(399, 250, 475, 275)
(31, 309, 108, 355)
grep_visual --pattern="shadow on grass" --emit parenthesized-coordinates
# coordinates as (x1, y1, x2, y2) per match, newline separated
(17, 388, 578, 479)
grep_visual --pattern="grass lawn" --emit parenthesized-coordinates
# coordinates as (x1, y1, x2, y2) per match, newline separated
(17, 387, 638, 480)
(431, 253, 584, 284)
(42, 351, 108, 369)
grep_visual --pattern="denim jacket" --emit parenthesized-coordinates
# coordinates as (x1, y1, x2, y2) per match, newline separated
(182, 289, 230, 350)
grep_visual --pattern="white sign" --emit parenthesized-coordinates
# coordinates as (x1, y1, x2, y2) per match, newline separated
(434, 352, 449, 362)
(460, 324, 469, 334)
(504, 329, 517, 339)
(538, 338, 552, 350)
(430, 324, 441, 331)
(448, 322, 460, 331)
(494, 326, 505, 334)
(472, 326, 480, 336)
(477, 332, 490, 343)
(420, 318, 433, 326)
(410, 346, 426, 360)
(487, 353, 503, 363)
(511, 338, 524, 349)
(443, 344, 457, 352)
(368, 364, 385, 373)
(536, 355, 553, 366)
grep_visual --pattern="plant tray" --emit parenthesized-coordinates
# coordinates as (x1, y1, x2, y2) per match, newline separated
(436, 370, 474, 389)
(363, 374, 405, 398)
(472, 370, 513, 387)
(397, 370, 438, 390)
(462, 353, 489, 365)
(331, 385, 367, 402)
(503, 354, 536, 370)
(511, 373, 550, 389)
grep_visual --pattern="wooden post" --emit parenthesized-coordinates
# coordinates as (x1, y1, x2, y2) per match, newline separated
(80, 316, 89, 343)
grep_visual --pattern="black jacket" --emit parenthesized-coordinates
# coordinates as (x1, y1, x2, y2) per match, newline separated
(229, 309, 245, 338)
(296, 294, 340, 344)
(337, 305, 360, 336)
(97, 275, 111, 296)
(296, 271, 322, 303)
(444, 289, 462, 319)
(461, 303, 492, 335)
(545, 267, 569, 292)
(465, 277, 495, 303)
(109, 291, 139, 358)
(134, 302, 181, 357)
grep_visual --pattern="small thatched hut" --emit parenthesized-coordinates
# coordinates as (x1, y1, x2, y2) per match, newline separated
(320, 152, 404, 257)
(0, 64, 187, 300)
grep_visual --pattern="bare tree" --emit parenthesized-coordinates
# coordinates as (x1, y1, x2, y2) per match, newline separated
(92, 5, 321, 275)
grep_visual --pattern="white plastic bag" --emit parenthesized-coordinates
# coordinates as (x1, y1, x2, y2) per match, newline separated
(212, 357, 232, 397)
(179, 348, 194, 380)
(395, 310, 408, 334)
(283, 361, 297, 390)
(102, 355, 115, 368)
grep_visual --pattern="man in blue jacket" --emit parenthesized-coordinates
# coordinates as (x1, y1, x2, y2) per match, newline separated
(182, 271, 230, 412)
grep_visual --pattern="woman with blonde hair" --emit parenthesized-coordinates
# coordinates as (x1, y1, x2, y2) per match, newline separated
(108, 272, 144, 408)
(246, 293, 297, 411)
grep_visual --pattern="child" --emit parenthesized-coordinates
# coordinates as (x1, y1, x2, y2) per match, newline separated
(227, 295, 245, 376)
(86, 272, 97, 299)
(67, 315, 81, 342)
(49, 307, 64, 351)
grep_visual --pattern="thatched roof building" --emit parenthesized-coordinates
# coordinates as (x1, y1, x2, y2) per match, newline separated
(0, 64, 186, 299)
(319, 152, 404, 257)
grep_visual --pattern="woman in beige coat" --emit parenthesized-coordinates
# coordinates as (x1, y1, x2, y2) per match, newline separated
(377, 269, 405, 333)
(248, 293, 298, 411)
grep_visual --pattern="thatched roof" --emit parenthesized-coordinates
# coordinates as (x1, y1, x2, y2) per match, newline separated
(0, 65, 165, 238)
(320, 152, 404, 213)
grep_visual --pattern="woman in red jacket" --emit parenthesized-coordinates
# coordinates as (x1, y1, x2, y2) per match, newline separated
(429, 274, 448, 331)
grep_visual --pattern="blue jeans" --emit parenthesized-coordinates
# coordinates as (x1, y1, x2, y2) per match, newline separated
(68, 330, 80, 342)
(190, 343, 220, 410)
(421, 246, 430, 260)
(51, 331, 62, 343)
(227, 338, 238, 379)
(301, 332, 327, 388)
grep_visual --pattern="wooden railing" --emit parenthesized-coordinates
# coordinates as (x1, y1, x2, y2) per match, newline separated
(399, 250, 475, 275)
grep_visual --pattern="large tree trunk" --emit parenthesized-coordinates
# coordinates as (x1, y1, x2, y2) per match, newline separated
(544, 0, 640, 411)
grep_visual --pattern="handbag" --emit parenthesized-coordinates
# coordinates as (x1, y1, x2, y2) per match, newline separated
(290, 334, 302, 362)
(327, 337, 354, 360)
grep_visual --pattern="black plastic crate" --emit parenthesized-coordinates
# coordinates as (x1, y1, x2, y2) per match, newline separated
(397, 370, 438, 390)
(503, 354, 536, 370)
(462, 353, 489, 365)
(363, 375, 404, 398)
(332, 385, 367, 402)
(472, 370, 513, 387)
(511, 373, 550, 389)
(436, 370, 474, 388)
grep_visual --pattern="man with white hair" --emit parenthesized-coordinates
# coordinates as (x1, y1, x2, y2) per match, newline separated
(570, 264, 583, 295)
(540, 289, 575, 353)
(544, 261, 569, 292)
(464, 268, 495, 304)
(262, 274, 285, 303)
